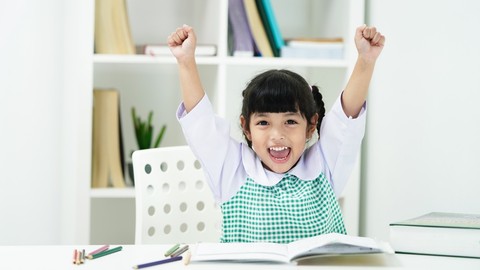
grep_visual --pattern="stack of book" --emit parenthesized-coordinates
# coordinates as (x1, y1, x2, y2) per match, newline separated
(281, 38, 344, 60)
(228, 0, 284, 57)
(227, 0, 344, 59)
(389, 212, 480, 258)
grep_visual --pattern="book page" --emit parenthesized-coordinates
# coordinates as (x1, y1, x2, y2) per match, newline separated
(192, 242, 289, 263)
(397, 212, 480, 229)
(287, 233, 381, 261)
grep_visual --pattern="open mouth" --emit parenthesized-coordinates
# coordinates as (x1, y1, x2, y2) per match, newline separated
(268, 146, 291, 162)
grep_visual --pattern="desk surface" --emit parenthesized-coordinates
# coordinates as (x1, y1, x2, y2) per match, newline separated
(1, 244, 479, 270)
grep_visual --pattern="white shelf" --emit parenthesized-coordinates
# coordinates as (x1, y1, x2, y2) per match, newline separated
(93, 54, 349, 68)
(90, 187, 135, 198)
(93, 54, 220, 65)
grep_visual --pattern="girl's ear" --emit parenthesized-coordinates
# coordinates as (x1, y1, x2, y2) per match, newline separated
(240, 115, 252, 141)
(307, 113, 319, 139)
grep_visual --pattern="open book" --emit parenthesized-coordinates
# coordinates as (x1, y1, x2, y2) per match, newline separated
(191, 233, 393, 263)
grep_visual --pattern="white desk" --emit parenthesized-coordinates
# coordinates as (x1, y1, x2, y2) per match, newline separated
(1, 244, 479, 270)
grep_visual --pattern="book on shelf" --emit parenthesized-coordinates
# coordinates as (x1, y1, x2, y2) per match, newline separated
(91, 89, 126, 188)
(281, 38, 344, 60)
(94, 0, 135, 54)
(255, 0, 285, 57)
(190, 233, 393, 264)
(389, 212, 480, 258)
(228, 0, 255, 57)
(138, 44, 217, 57)
(243, 0, 273, 57)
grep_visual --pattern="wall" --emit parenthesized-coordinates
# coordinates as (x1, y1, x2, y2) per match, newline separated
(362, 0, 480, 240)
(0, 0, 92, 244)
(0, 1, 64, 244)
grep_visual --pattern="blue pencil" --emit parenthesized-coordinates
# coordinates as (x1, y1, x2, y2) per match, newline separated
(132, 256, 182, 269)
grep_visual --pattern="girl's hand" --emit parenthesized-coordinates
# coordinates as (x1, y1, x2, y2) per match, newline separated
(355, 25, 385, 63)
(167, 24, 197, 62)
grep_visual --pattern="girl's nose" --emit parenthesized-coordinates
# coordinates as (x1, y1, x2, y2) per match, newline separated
(270, 127, 285, 141)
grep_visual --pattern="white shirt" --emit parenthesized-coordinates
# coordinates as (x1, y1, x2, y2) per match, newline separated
(177, 93, 366, 203)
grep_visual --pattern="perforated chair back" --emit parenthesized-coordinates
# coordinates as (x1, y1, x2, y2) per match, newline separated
(133, 145, 222, 244)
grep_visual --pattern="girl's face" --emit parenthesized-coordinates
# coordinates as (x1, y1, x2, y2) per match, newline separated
(241, 111, 318, 174)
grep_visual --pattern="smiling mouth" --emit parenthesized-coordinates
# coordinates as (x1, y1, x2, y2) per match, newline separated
(268, 146, 291, 162)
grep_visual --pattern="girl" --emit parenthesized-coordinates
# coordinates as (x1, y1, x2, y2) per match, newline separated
(168, 25, 385, 243)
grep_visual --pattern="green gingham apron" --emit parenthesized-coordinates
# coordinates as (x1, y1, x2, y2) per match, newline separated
(220, 173, 346, 243)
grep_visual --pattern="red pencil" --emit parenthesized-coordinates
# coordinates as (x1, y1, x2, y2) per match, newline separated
(88, 244, 109, 256)
(72, 249, 77, 264)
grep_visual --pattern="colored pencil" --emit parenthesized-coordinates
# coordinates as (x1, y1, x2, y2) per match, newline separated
(80, 249, 85, 264)
(75, 249, 81, 265)
(183, 251, 191, 265)
(170, 245, 189, 257)
(132, 256, 182, 269)
(163, 243, 180, 257)
(72, 249, 77, 264)
(87, 246, 122, 259)
(88, 244, 110, 256)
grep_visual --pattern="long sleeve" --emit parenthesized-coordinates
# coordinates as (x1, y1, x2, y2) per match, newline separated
(318, 94, 366, 196)
(177, 95, 247, 203)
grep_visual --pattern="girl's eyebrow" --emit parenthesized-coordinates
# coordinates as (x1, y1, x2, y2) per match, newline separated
(253, 112, 268, 117)
(253, 112, 301, 117)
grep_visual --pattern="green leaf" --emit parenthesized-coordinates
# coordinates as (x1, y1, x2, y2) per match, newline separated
(153, 125, 167, 148)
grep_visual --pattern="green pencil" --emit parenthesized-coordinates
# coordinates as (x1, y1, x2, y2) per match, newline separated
(164, 243, 180, 257)
(87, 246, 123, 259)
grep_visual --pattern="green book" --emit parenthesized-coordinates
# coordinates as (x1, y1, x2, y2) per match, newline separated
(389, 212, 480, 258)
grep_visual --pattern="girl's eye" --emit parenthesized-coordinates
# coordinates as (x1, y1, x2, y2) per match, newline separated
(286, 119, 298, 125)
(257, 120, 268, 126)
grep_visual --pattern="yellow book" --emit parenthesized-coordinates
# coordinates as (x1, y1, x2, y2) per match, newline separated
(94, 0, 135, 54)
(243, 0, 274, 57)
(92, 89, 126, 188)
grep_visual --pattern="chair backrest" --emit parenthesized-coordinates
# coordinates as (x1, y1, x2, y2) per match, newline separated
(133, 145, 222, 244)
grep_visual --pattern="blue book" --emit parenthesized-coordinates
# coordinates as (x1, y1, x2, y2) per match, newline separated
(255, 0, 284, 56)
(228, 0, 256, 57)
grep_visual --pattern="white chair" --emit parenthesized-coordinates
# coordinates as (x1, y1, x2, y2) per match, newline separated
(132, 145, 222, 244)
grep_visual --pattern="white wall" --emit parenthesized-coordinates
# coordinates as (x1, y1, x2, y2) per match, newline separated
(0, 1, 63, 244)
(362, 0, 480, 240)
(0, 1, 92, 244)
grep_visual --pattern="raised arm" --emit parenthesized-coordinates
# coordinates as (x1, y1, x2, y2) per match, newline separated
(167, 25, 205, 112)
(342, 25, 385, 118)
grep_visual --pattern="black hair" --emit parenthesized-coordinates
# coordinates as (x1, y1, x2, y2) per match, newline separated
(241, 69, 325, 147)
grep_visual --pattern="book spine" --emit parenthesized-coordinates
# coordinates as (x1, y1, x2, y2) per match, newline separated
(243, 0, 273, 57)
(94, 0, 135, 54)
(91, 89, 125, 188)
(261, 0, 284, 48)
(255, 0, 280, 57)
(228, 0, 255, 57)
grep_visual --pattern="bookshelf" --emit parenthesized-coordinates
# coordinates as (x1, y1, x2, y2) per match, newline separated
(87, 0, 365, 244)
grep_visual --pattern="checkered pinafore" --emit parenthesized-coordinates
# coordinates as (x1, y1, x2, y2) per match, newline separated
(220, 173, 346, 244)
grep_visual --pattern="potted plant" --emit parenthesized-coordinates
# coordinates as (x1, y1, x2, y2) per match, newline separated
(128, 107, 167, 184)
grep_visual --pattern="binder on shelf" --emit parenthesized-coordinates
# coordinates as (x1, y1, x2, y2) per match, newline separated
(243, 0, 273, 57)
(255, 0, 285, 57)
(228, 0, 255, 57)
(92, 89, 126, 188)
(94, 0, 135, 54)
